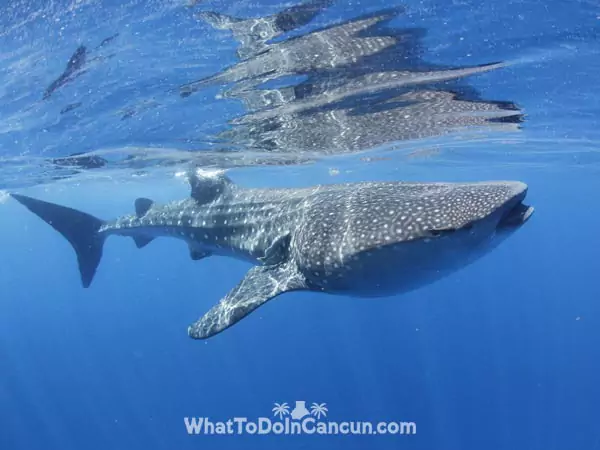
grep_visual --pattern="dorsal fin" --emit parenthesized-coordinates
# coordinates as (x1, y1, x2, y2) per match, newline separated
(135, 197, 154, 217)
(188, 170, 233, 204)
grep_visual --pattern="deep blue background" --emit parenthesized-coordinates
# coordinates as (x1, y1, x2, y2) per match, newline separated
(1, 0, 599, 449)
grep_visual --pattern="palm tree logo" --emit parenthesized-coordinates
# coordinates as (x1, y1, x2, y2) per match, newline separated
(310, 403, 328, 419)
(272, 403, 290, 419)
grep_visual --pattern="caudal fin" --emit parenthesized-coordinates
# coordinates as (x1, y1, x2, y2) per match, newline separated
(11, 194, 105, 288)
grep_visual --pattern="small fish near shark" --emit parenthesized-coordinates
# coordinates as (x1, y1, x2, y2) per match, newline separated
(10, 171, 534, 340)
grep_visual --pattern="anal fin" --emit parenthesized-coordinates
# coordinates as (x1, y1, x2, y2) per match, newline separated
(133, 236, 154, 248)
(188, 260, 306, 339)
(190, 247, 211, 261)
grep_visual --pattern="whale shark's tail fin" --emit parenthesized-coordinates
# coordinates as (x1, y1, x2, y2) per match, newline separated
(11, 194, 105, 288)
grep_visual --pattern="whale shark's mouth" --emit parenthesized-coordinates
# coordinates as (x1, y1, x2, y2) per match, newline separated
(497, 200, 535, 228)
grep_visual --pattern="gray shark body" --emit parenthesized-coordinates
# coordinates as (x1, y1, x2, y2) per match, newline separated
(11, 172, 533, 339)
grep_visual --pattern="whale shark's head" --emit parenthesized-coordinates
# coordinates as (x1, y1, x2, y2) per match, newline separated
(295, 180, 534, 294)
(415, 180, 534, 238)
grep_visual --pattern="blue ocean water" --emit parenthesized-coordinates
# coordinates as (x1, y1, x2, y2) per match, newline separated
(1, 0, 599, 449)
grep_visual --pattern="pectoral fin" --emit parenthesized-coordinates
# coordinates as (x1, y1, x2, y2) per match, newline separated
(188, 261, 306, 339)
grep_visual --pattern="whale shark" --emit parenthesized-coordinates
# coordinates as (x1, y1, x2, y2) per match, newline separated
(10, 171, 533, 339)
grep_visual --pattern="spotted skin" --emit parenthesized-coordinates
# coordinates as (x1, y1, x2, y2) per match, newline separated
(11, 173, 533, 340)
(98, 175, 532, 338)
(293, 181, 530, 295)
(101, 185, 308, 263)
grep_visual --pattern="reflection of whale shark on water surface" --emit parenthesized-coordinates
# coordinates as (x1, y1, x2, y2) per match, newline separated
(43, 45, 87, 100)
(184, 8, 523, 156)
(221, 88, 522, 154)
(182, 10, 401, 95)
(43, 33, 119, 100)
(196, 0, 335, 60)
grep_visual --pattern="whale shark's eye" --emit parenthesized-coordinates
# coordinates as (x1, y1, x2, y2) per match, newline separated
(429, 222, 473, 238)
(429, 227, 458, 237)
(429, 229, 449, 237)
